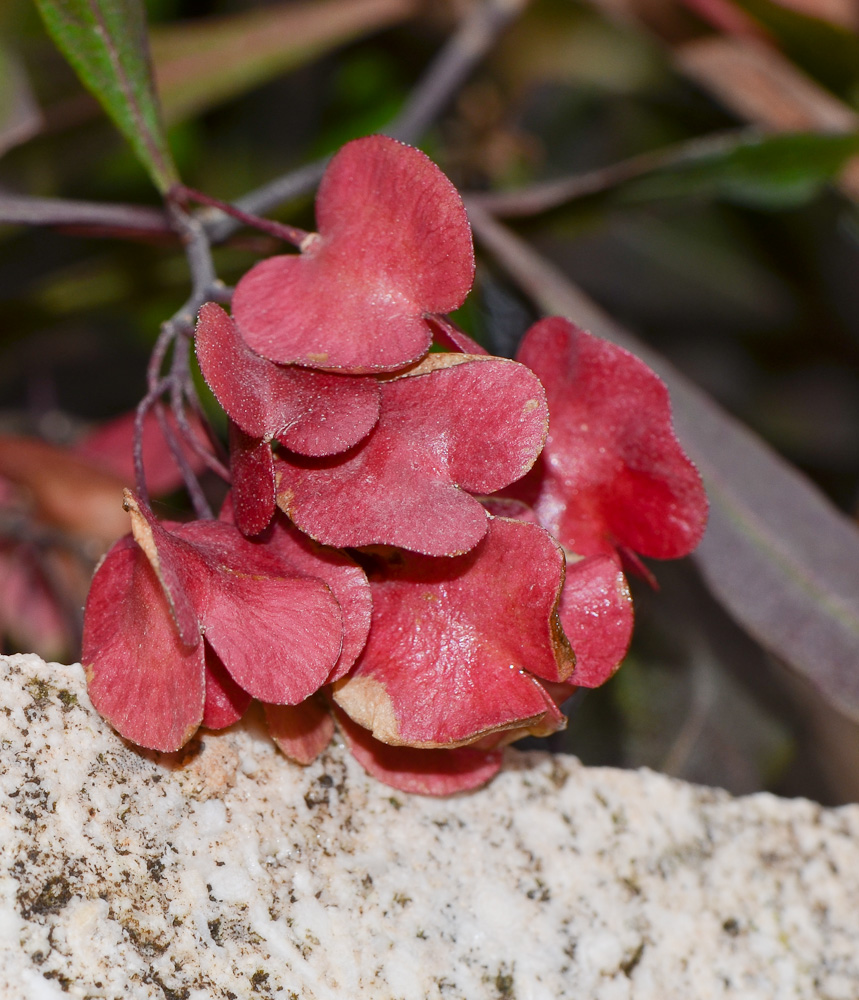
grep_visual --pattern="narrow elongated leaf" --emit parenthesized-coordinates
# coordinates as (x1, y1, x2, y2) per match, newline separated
(469, 203, 859, 723)
(628, 131, 859, 209)
(34, 0, 177, 191)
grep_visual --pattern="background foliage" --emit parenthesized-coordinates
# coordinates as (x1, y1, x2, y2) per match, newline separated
(2, 0, 859, 802)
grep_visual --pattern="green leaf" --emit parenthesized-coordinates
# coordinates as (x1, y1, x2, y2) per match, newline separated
(468, 203, 859, 724)
(627, 132, 859, 210)
(150, 0, 416, 125)
(33, 0, 177, 192)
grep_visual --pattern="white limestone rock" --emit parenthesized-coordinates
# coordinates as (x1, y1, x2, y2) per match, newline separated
(1, 652, 858, 1000)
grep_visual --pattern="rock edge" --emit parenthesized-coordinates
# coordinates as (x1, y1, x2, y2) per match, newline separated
(1, 653, 858, 1000)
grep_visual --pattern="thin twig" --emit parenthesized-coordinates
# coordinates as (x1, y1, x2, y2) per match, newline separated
(133, 378, 171, 507)
(465, 126, 762, 218)
(145, 324, 177, 396)
(133, 202, 230, 514)
(155, 393, 214, 519)
(172, 184, 310, 248)
(171, 395, 231, 483)
(0, 193, 171, 237)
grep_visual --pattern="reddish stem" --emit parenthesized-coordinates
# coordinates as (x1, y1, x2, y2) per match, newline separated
(170, 184, 311, 249)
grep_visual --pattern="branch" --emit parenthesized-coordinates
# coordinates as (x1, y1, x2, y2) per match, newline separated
(0, 193, 172, 238)
(133, 203, 230, 513)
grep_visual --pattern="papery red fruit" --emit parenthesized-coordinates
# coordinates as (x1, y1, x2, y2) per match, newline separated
(333, 516, 574, 748)
(276, 355, 548, 556)
(428, 314, 489, 356)
(169, 526, 343, 706)
(121, 491, 200, 646)
(479, 495, 541, 525)
(265, 696, 335, 765)
(514, 318, 708, 560)
(231, 135, 475, 373)
(333, 706, 503, 796)
(83, 536, 206, 751)
(483, 497, 633, 687)
(202, 647, 252, 730)
(221, 499, 372, 680)
(195, 303, 381, 454)
(560, 553, 633, 688)
(82, 491, 345, 750)
(228, 422, 277, 537)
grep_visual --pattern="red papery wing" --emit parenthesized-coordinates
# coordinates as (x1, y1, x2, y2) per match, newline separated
(196, 303, 381, 455)
(265, 696, 334, 765)
(516, 317, 708, 559)
(218, 499, 372, 680)
(560, 553, 633, 688)
(334, 707, 503, 796)
(275, 356, 547, 557)
(123, 512, 346, 705)
(333, 516, 574, 747)
(428, 314, 489, 356)
(471, 686, 567, 750)
(228, 423, 276, 537)
(202, 646, 252, 729)
(231, 135, 474, 373)
(172, 517, 345, 705)
(122, 490, 202, 647)
(262, 518, 372, 681)
(82, 536, 205, 751)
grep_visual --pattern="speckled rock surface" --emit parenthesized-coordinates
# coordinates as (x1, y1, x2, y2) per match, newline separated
(2, 653, 859, 1000)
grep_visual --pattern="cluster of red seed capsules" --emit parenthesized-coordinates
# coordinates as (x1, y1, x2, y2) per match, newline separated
(83, 135, 708, 795)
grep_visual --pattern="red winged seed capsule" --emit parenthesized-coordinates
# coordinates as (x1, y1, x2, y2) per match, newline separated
(334, 706, 504, 796)
(332, 516, 574, 748)
(275, 354, 549, 557)
(219, 498, 373, 682)
(82, 491, 345, 751)
(559, 552, 633, 689)
(83, 535, 206, 751)
(227, 422, 277, 537)
(514, 317, 708, 561)
(481, 496, 633, 688)
(202, 646, 252, 730)
(231, 135, 475, 373)
(265, 697, 336, 766)
(195, 303, 381, 456)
